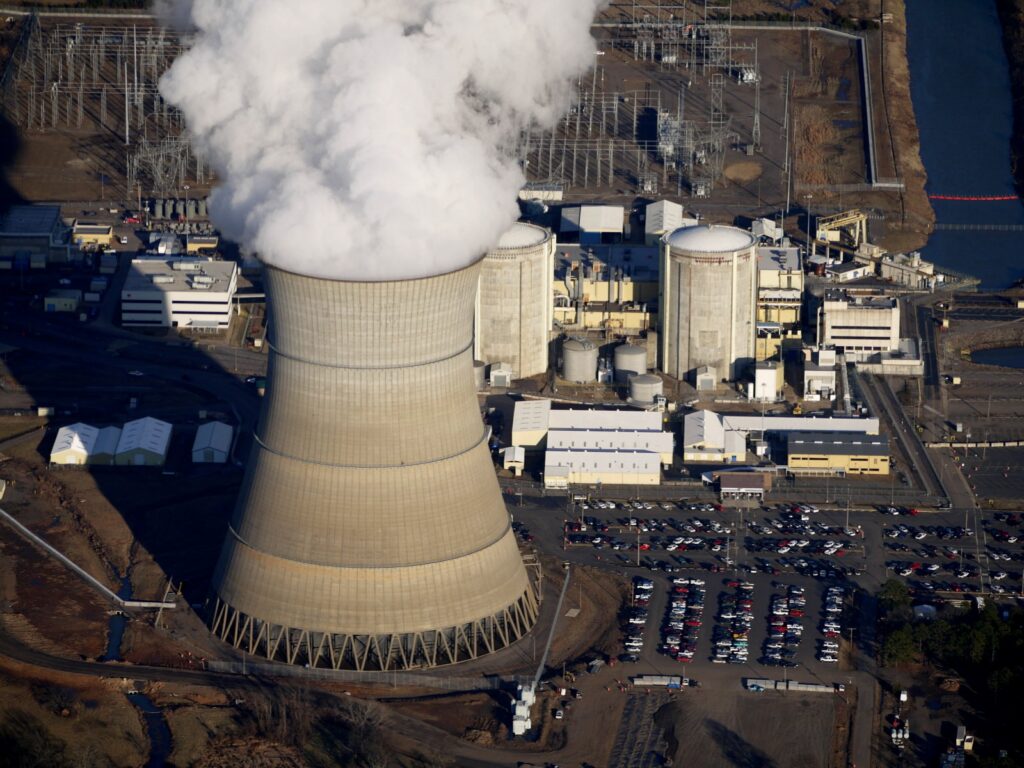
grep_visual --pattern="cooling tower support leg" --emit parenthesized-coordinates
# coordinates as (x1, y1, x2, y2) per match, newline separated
(208, 570, 541, 672)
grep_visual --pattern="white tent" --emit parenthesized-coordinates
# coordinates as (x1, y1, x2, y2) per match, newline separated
(115, 417, 172, 466)
(191, 421, 233, 464)
(50, 423, 98, 465)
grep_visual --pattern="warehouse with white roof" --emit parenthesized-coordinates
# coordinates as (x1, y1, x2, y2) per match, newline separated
(50, 423, 99, 465)
(115, 417, 173, 466)
(91, 426, 122, 466)
(509, 401, 673, 488)
(191, 421, 233, 463)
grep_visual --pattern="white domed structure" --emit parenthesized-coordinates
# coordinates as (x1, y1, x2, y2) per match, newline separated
(659, 224, 757, 382)
(475, 223, 555, 379)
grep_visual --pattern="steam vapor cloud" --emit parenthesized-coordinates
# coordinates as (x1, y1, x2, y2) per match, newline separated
(160, 0, 605, 280)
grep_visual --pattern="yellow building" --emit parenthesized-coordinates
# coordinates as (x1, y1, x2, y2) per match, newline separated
(71, 222, 114, 248)
(186, 235, 220, 254)
(756, 246, 803, 361)
(786, 432, 889, 475)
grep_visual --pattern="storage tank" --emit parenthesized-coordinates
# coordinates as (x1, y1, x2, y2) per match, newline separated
(153, 199, 165, 219)
(173, 198, 185, 217)
(473, 359, 487, 390)
(614, 343, 648, 383)
(659, 224, 757, 382)
(629, 373, 664, 404)
(208, 260, 538, 671)
(561, 338, 598, 383)
(197, 197, 208, 217)
(186, 198, 199, 219)
(475, 222, 555, 379)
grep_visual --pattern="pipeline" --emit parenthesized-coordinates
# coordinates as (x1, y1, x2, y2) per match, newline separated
(928, 194, 1020, 201)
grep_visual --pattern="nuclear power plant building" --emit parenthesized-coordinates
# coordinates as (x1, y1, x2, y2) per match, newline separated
(475, 223, 555, 379)
(209, 261, 539, 671)
(659, 224, 758, 383)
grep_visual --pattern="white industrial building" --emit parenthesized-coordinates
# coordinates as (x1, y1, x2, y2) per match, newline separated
(818, 290, 900, 362)
(683, 408, 879, 463)
(660, 225, 758, 382)
(753, 361, 783, 402)
(878, 252, 941, 290)
(560, 205, 625, 245)
(191, 421, 233, 463)
(50, 423, 122, 465)
(803, 347, 838, 401)
(644, 200, 698, 245)
(826, 260, 873, 283)
(50, 423, 99, 465)
(509, 401, 673, 487)
(121, 257, 238, 329)
(115, 417, 172, 466)
(475, 223, 555, 379)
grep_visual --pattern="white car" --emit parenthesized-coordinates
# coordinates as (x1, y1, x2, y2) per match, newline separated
(818, 656, 838, 663)
(992, 571, 1008, 581)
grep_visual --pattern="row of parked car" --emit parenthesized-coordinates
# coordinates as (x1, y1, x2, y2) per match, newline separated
(817, 586, 846, 664)
(621, 578, 654, 661)
(762, 585, 805, 668)
(712, 581, 754, 664)
(662, 577, 706, 663)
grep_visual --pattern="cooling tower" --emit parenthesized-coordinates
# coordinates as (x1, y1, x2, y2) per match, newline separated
(209, 260, 539, 671)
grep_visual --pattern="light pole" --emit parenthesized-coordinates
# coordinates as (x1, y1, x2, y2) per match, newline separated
(183, 184, 191, 251)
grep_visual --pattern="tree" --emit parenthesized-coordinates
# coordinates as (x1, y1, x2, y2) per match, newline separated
(878, 579, 912, 618)
(882, 625, 917, 666)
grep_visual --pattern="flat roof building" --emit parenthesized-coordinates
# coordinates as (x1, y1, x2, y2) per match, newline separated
(71, 222, 114, 248)
(786, 431, 889, 475)
(0, 205, 70, 264)
(560, 205, 625, 245)
(122, 258, 238, 329)
(511, 399, 552, 448)
(644, 200, 698, 245)
(819, 290, 900, 362)
(544, 450, 661, 489)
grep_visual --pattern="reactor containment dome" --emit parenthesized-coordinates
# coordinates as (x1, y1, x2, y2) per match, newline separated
(209, 260, 539, 671)
(659, 224, 757, 383)
(475, 222, 555, 380)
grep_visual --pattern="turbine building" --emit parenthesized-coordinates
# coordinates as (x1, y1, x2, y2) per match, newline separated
(209, 260, 539, 670)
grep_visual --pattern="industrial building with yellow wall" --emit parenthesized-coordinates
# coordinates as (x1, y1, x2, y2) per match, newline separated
(785, 432, 890, 475)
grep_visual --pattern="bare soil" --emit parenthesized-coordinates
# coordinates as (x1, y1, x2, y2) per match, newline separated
(657, 689, 838, 768)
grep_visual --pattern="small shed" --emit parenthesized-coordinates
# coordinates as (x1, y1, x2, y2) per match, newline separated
(191, 421, 233, 464)
(50, 423, 98, 465)
(115, 417, 172, 466)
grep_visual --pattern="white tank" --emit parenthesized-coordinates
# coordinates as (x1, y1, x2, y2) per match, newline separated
(562, 338, 598, 383)
(660, 224, 758, 382)
(614, 343, 648, 383)
(475, 222, 555, 379)
(629, 373, 664, 404)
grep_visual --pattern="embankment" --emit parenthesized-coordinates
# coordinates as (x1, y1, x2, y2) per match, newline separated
(996, 0, 1024, 196)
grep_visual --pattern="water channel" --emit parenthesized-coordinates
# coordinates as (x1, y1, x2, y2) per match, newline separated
(971, 346, 1024, 368)
(905, 0, 1024, 289)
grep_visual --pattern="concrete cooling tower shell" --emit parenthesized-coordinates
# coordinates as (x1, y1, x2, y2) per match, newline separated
(209, 261, 539, 671)
(659, 224, 757, 383)
(475, 222, 555, 379)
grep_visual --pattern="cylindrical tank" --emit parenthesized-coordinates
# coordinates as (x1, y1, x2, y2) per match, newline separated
(173, 198, 185, 217)
(614, 343, 648, 383)
(629, 373, 664, 404)
(186, 199, 198, 219)
(475, 223, 555, 379)
(153, 199, 165, 219)
(660, 224, 758, 383)
(209, 260, 538, 672)
(562, 337, 598, 383)
(197, 197, 208, 217)
(473, 359, 487, 390)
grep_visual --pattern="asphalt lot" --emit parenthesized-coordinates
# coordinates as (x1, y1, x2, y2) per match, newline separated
(510, 496, 1024, 686)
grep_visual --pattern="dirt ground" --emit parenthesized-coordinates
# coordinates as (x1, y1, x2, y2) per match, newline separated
(657, 688, 838, 768)
(0, 656, 148, 767)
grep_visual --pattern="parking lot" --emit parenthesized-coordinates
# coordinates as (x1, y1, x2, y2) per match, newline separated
(508, 493, 1024, 688)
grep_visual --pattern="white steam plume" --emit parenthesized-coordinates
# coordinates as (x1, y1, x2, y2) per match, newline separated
(159, 0, 604, 281)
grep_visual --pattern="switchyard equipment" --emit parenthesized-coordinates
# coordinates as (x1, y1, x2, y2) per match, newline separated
(659, 224, 757, 382)
(209, 260, 539, 671)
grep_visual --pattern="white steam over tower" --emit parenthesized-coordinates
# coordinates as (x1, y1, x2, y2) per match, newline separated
(210, 261, 538, 670)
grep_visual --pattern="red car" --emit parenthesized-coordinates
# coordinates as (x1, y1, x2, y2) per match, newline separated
(123, 215, 140, 224)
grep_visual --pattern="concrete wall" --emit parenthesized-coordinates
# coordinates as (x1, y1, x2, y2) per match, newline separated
(661, 245, 757, 382)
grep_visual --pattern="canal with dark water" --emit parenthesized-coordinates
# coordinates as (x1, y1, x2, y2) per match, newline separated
(905, 0, 1024, 289)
